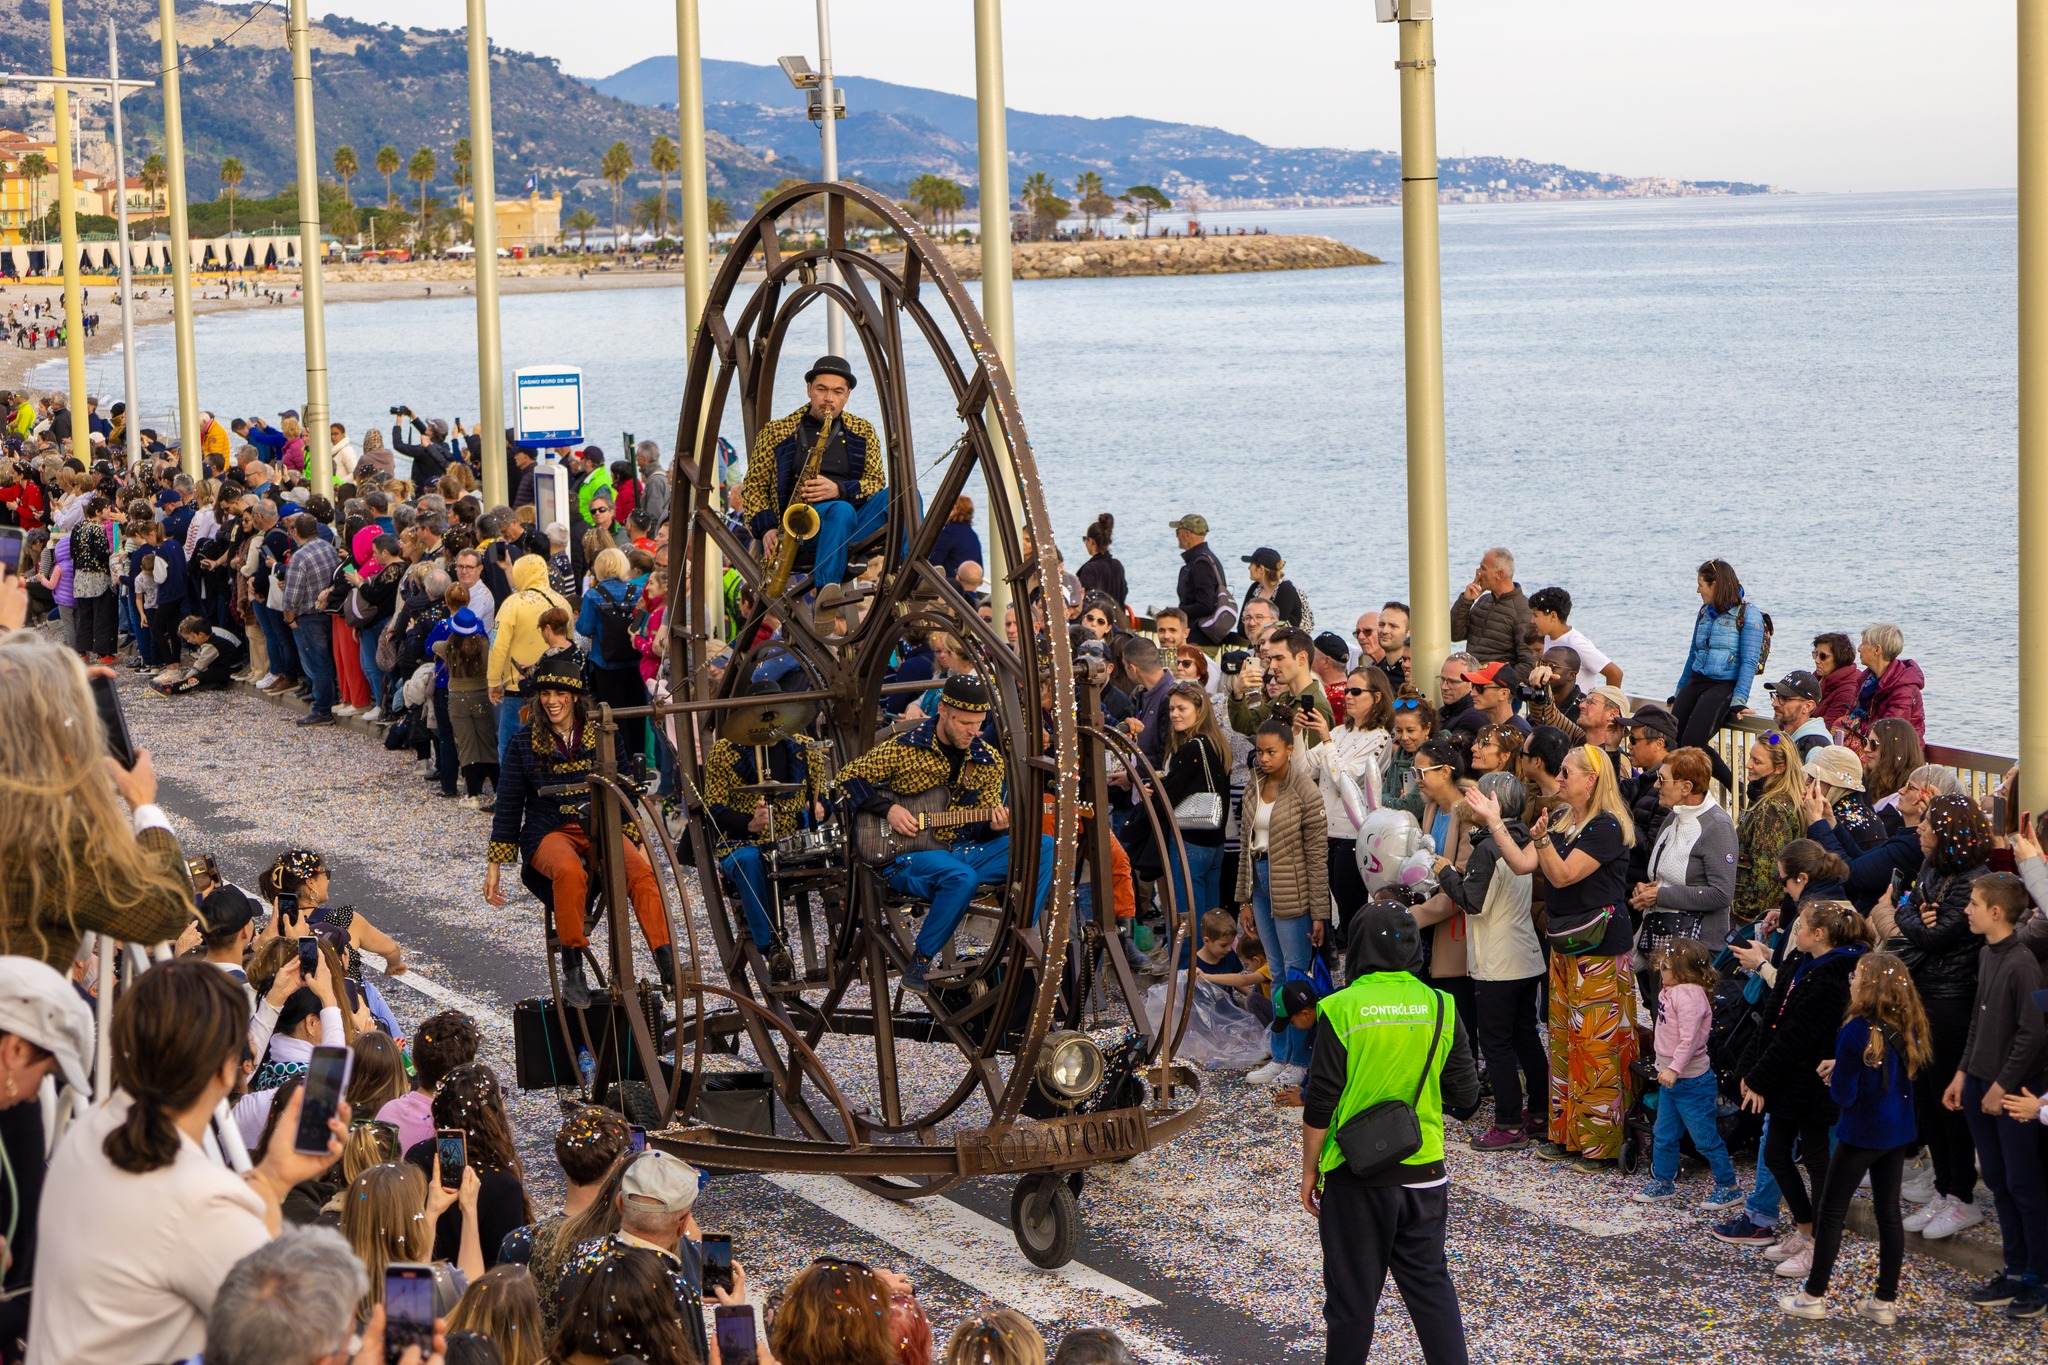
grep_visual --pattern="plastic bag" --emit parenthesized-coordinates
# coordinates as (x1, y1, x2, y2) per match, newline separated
(1146, 976, 1273, 1072)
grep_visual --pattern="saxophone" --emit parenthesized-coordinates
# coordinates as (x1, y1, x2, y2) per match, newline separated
(763, 413, 832, 597)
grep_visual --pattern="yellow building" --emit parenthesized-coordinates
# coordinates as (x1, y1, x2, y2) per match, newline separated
(479, 193, 561, 253)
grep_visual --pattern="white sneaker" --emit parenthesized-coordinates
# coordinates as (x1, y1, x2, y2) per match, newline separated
(1763, 1231, 1810, 1263)
(332, 703, 360, 717)
(1271, 1064, 1308, 1088)
(1777, 1291, 1828, 1319)
(1853, 1297, 1898, 1326)
(360, 706, 384, 723)
(1902, 1193, 1948, 1233)
(1775, 1243, 1815, 1278)
(1921, 1197, 1984, 1240)
(1244, 1060, 1286, 1084)
(1900, 1153, 1936, 1205)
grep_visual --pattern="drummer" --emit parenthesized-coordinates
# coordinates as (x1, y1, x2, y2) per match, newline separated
(703, 685, 833, 984)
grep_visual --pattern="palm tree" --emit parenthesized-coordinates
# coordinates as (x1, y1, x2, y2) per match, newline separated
(20, 152, 47, 240)
(648, 134, 678, 241)
(139, 154, 166, 236)
(451, 137, 472, 212)
(331, 145, 358, 205)
(564, 208, 598, 254)
(706, 197, 731, 242)
(907, 173, 945, 229)
(1073, 172, 1105, 234)
(375, 145, 400, 208)
(219, 156, 244, 234)
(406, 147, 435, 243)
(599, 141, 632, 254)
(1019, 171, 1060, 240)
(936, 177, 965, 235)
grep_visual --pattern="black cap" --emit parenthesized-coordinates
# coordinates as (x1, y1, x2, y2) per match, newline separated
(1628, 702, 1680, 742)
(198, 886, 256, 937)
(1766, 670, 1822, 703)
(1313, 631, 1350, 664)
(1345, 897, 1421, 975)
(804, 355, 858, 389)
(1271, 979, 1320, 1032)
(1240, 547, 1282, 570)
(939, 675, 993, 713)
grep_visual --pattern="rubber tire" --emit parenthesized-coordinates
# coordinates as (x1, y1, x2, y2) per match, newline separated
(1010, 1173, 1081, 1269)
(1618, 1131, 1641, 1176)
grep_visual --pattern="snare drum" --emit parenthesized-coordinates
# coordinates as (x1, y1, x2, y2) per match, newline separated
(771, 824, 846, 868)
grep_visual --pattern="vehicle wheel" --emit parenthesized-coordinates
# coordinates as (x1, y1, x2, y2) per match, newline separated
(1010, 1173, 1081, 1269)
(1617, 1132, 1640, 1175)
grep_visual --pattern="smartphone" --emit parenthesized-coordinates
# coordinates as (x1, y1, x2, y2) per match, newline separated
(700, 1233, 734, 1295)
(88, 671, 136, 769)
(383, 1262, 437, 1365)
(293, 1044, 352, 1155)
(714, 1304, 757, 1359)
(627, 1125, 648, 1153)
(436, 1128, 467, 1191)
(275, 890, 300, 928)
(298, 935, 320, 981)
(0, 526, 23, 576)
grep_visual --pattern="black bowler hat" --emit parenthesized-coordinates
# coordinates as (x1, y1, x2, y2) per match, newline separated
(804, 355, 858, 389)
(939, 675, 993, 713)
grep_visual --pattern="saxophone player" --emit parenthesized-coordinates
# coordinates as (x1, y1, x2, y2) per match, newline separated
(743, 355, 889, 606)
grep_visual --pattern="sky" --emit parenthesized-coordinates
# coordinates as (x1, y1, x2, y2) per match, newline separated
(311, 1, 2016, 193)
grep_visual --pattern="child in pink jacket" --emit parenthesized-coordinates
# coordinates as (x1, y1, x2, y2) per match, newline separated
(1635, 940, 1744, 1208)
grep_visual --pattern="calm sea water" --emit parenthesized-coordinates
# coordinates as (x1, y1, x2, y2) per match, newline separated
(43, 189, 2019, 747)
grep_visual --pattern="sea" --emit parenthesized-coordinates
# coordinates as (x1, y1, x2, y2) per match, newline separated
(37, 188, 2020, 749)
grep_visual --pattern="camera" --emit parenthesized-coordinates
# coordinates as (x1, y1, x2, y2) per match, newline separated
(1517, 683, 1550, 705)
(389, 405, 409, 417)
(1219, 649, 1251, 677)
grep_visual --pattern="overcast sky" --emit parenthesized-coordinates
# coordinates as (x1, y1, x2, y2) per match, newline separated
(314, 1, 2015, 193)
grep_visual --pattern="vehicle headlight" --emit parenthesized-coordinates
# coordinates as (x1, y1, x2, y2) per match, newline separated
(1036, 1030, 1105, 1105)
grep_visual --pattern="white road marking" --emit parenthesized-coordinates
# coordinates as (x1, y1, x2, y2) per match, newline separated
(364, 954, 514, 1031)
(765, 1173, 1197, 1363)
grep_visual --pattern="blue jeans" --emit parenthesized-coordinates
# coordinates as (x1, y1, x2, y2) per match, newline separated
(291, 615, 337, 716)
(1250, 861, 1316, 1067)
(1746, 1114, 1783, 1227)
(1652, 1070, 1738, 1187)
(809, 487, 890, 590)
(497, 695, 526, 762)
(1167, 843, 1224, 925)
(118, 590, 140, 654)
(720, 844, 778, 947)
(359, 622, 388, 711)
(885, 833, 1056, 962)
(252, 600, 299, 680)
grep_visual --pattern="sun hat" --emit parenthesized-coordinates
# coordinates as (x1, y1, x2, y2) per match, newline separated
(0, 957, 95, 1091)
(1803, 745, 1865, 793)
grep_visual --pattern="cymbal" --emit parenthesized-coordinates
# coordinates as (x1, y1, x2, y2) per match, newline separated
(720, 697, 820, 745)
(736, 781, 805, 797)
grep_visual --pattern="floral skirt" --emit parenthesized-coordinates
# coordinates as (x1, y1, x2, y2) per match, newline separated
(1548, 950, 1641, 1160)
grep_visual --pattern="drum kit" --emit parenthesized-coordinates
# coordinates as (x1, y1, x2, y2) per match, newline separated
(724, 695, 847, 876)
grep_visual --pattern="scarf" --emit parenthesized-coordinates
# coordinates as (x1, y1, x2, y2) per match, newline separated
(1648, 794, 1719, 887)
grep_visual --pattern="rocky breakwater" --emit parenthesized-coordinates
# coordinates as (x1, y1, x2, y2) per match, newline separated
(938, 234, 1379, 281)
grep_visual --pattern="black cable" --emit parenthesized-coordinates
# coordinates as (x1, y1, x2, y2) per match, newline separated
(147, 1, 281, 80)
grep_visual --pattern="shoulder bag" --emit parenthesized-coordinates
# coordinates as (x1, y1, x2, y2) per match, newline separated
(1173, 740, 1225, 833)
(1334, 991, 1446, 1179)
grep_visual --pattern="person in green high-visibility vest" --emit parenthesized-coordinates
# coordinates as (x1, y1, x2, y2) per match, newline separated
(1302, 898, 1479, 1365)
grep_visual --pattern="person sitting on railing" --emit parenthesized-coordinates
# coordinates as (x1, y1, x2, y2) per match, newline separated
(1811, 632, 1865, 731)
(1845, 623, 1926, 744)
(0, 633, 194, 969)
(483, 649, 674, 1006)
(1671, 558, 1766, 751)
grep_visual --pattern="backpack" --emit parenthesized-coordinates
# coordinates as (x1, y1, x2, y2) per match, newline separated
(592, 584, 637, 665)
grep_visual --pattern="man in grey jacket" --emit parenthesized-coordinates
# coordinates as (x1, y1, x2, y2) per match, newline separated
(1450, 547, 1537, 676)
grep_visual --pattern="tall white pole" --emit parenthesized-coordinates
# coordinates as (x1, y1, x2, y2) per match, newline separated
(466, 0, 505, 507)
(815, 0, 844, 356)
(973, 0, 1021, 625)
(158, 0, 200, 475)
(107, 23, 139, 471)
(287, 0, 332, 491)
(2022, 1, 2048, 824)
(674, 0, 719, 637)
(1397, 5, 1449, 704)
(49, 0, 87, 444)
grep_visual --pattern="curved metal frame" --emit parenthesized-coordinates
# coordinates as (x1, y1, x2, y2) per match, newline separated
(652, 181, 1200, 1197)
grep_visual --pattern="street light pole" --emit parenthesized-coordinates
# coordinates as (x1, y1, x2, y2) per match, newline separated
(466, 0, 506, 507)
(287, 0, 332, 492)
(815, 0, 844, 357)
(48, 0, 87, 439)
(106, 22, 138, 470)
(158, 0, 200, 476)
(1391, 1, 1450, 703)
(674, 0, 719, 637)
(2022, 1, 2048, 821)
(973, 0, 1021, 626)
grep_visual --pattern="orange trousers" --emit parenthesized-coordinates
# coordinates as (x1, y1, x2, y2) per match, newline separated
(530, 825, 670, 950)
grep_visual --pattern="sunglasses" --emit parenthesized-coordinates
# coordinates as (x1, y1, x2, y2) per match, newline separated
(1344, 686, 1370, 696)
(1393, 697, 1424, 710)
(1414, 763, 1448, 777)
(591, 505, 612, 514)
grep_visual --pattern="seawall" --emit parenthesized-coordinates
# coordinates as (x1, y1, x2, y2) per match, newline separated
(937, 234, 1380, 280)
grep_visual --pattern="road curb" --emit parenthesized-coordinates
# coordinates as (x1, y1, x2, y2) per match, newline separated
(1845, 1201, 2002, 1277)
(232, 675, 392, 742)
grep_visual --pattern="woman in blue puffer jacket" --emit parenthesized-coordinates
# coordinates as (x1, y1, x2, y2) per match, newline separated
(1671, 558, 1765, 750)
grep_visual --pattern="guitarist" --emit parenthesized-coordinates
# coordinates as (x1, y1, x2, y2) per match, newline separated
(839, 676, 1055, 993)
(703, 696, 832, 984)
(742, 354, 888, 609)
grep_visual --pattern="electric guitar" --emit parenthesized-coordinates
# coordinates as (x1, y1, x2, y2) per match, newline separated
(853, 788, 1093, 866)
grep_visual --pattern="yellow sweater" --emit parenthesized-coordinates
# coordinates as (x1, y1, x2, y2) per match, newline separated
(488, 554, 570, 691)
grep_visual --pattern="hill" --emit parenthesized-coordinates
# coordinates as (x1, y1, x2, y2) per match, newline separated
(0, 1, 787, 215)
(592, 56, 1772, 207)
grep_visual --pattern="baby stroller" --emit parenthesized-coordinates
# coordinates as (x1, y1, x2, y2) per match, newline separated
(1616, 912, 1755, 1173)
(1619, 1053, 1751, 1175)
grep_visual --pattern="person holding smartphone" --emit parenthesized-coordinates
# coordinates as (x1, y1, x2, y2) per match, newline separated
(550, 1151, 710, 1365)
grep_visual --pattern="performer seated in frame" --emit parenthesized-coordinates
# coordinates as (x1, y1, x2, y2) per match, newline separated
(482, 648, 673, 1005)
(837, 675, 1055, 993)
(743, 354, 890, 606)
(703, 694, 832, 984)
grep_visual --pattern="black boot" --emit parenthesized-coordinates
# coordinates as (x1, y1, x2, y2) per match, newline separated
(558, 948, 591, 1008)
(651, 944, 676, 987)
(767, 938, 794, 986)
